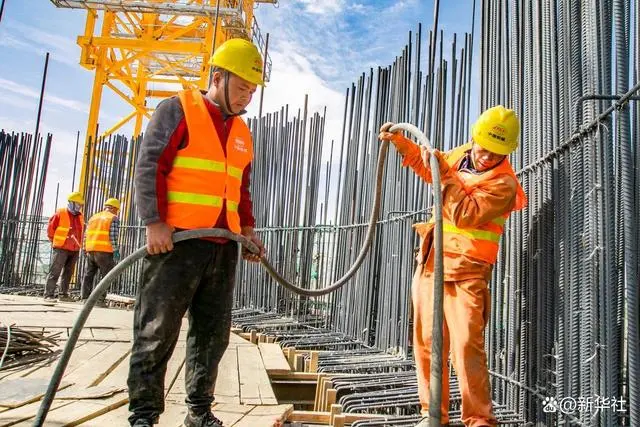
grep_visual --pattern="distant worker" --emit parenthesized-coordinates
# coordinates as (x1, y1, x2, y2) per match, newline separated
(45, 191, 85, 302)
(379, 106, 528, 427)
(81, 198, 121, 306)
(127, 38, 266, 427)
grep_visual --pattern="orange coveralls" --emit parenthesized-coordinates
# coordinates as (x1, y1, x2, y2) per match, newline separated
(393, 135, 527, 426)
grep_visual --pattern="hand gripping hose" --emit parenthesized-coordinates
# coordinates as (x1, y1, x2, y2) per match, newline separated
(33, 123, 444, 426)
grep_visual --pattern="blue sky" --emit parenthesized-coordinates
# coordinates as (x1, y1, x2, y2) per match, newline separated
(0, 0, 479, 213)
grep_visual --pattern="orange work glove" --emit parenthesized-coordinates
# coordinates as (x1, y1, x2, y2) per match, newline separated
(421, 146, 450, 177)
(378, 122, 412, 147)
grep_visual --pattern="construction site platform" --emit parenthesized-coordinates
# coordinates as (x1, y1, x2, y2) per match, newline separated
(0, 294, 292, 427)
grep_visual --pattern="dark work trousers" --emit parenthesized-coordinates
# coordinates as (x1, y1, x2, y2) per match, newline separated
(81, 251, 116, 300)
(45, 248, 80, 298)
(127, 239, 239, 425)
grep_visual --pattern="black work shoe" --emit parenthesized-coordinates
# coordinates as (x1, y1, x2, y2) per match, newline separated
(132, 419, 154, 427)
(58, 294, 74, 302)
(184, 410, 224, 427)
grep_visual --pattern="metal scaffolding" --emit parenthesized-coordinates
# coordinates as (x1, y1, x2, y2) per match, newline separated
(49, 0, 274, 197)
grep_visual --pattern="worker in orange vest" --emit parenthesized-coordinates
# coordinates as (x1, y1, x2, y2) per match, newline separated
(127, 38, 265, 427)
(45, 191, 85, 302)
(379, 106, 528, 427)
(80, 198, 121, 306)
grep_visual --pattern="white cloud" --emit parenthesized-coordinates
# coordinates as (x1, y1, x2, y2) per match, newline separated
(295, 0, 344, 15)
(0, 77, 89, 113)
(1, 21, 79, 66)
(385, 0, 419, 14)
(246, 46, 344, 161)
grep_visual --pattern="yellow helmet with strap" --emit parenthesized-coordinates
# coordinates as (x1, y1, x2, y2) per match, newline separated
(209, 38, 264, 86)
(472, 105, 520, 155)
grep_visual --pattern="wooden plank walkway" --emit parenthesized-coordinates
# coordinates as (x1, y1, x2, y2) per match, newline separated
(0, 295, 291, 426)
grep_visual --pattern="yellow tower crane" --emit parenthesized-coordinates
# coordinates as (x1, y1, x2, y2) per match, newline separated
(49, 0, 275, 197)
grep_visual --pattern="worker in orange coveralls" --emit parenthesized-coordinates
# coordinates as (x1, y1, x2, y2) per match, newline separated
(379, 106, 527, 427)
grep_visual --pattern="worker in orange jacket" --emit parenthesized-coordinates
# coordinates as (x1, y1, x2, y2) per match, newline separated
(127, 39, 265, 427)
(45, 191, 85, 302)
(379, 106, 527, 427)
(81, 198, 121, 306)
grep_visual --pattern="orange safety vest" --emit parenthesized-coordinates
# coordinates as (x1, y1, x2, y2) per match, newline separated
(84, 210, 116, 253)
(428, 143, 527, 264)
(52, 208, 85, 249)
(165, 89, 253, 233)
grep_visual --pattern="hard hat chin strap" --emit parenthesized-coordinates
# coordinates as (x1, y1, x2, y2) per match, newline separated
(223, 70, 239, 116)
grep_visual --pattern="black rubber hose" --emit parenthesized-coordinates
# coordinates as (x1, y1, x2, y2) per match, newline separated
(390, 123, 444, 427)
(33, 123, 444, 426)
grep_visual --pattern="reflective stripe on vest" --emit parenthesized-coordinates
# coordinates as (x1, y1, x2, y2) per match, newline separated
(172, 157, 225, 172)
(167, 192, 223, 207)
(85, 210, 115, 253)
(429, 143, 526, 264)
(166, 89, 253, 233)
(442, 223, 501, 243)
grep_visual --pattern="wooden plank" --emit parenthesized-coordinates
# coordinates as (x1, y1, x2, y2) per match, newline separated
(329, 404, 342, 425)
(83, 401, 129, 425)
(247, 404, 293, 421)
(257, 343, 291, 376)
(0, 378, 71, 408)
(62, 342, 111, 378)
(212, 403, 254, 415)
(158, 402, 189, 426)
(100, 353, 132, 389)
(237, 346, 277, 406)
(104, 294, 135, 304)
(55, 386, 126, 400)
(325, 389, 337, 412)
(18, 341, 107, 387)
(333, 414, 346, 427)
(0, 400, 73, 426)
(62, 342, 130, 388)
(214, 345, 240, 404)
(288, 409, 390, 425)
(164, 345, 186, 396)
(163, 403, 252, 427)
(112, 329, 133, 342)
(87, 328, 119, 341)
(233, 414, 281, 427)
(165, 348, 186, 404)
(233, 405, 293, 427)
(309, 352, 319, 373)
(19, 341, 107, 381)
(287, 410, 329, 423)
(22, 392, 128, 426)
(237, 346, 260, 405)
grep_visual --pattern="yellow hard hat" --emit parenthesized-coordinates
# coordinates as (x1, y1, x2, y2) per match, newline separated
(68, 192, 84, 204)
(471, 105, 520, 155)
(209, 38, 264, 86)
(104, 198, 120, 210)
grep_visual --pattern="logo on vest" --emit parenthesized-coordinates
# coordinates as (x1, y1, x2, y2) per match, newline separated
(234, 137, 248, 153)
